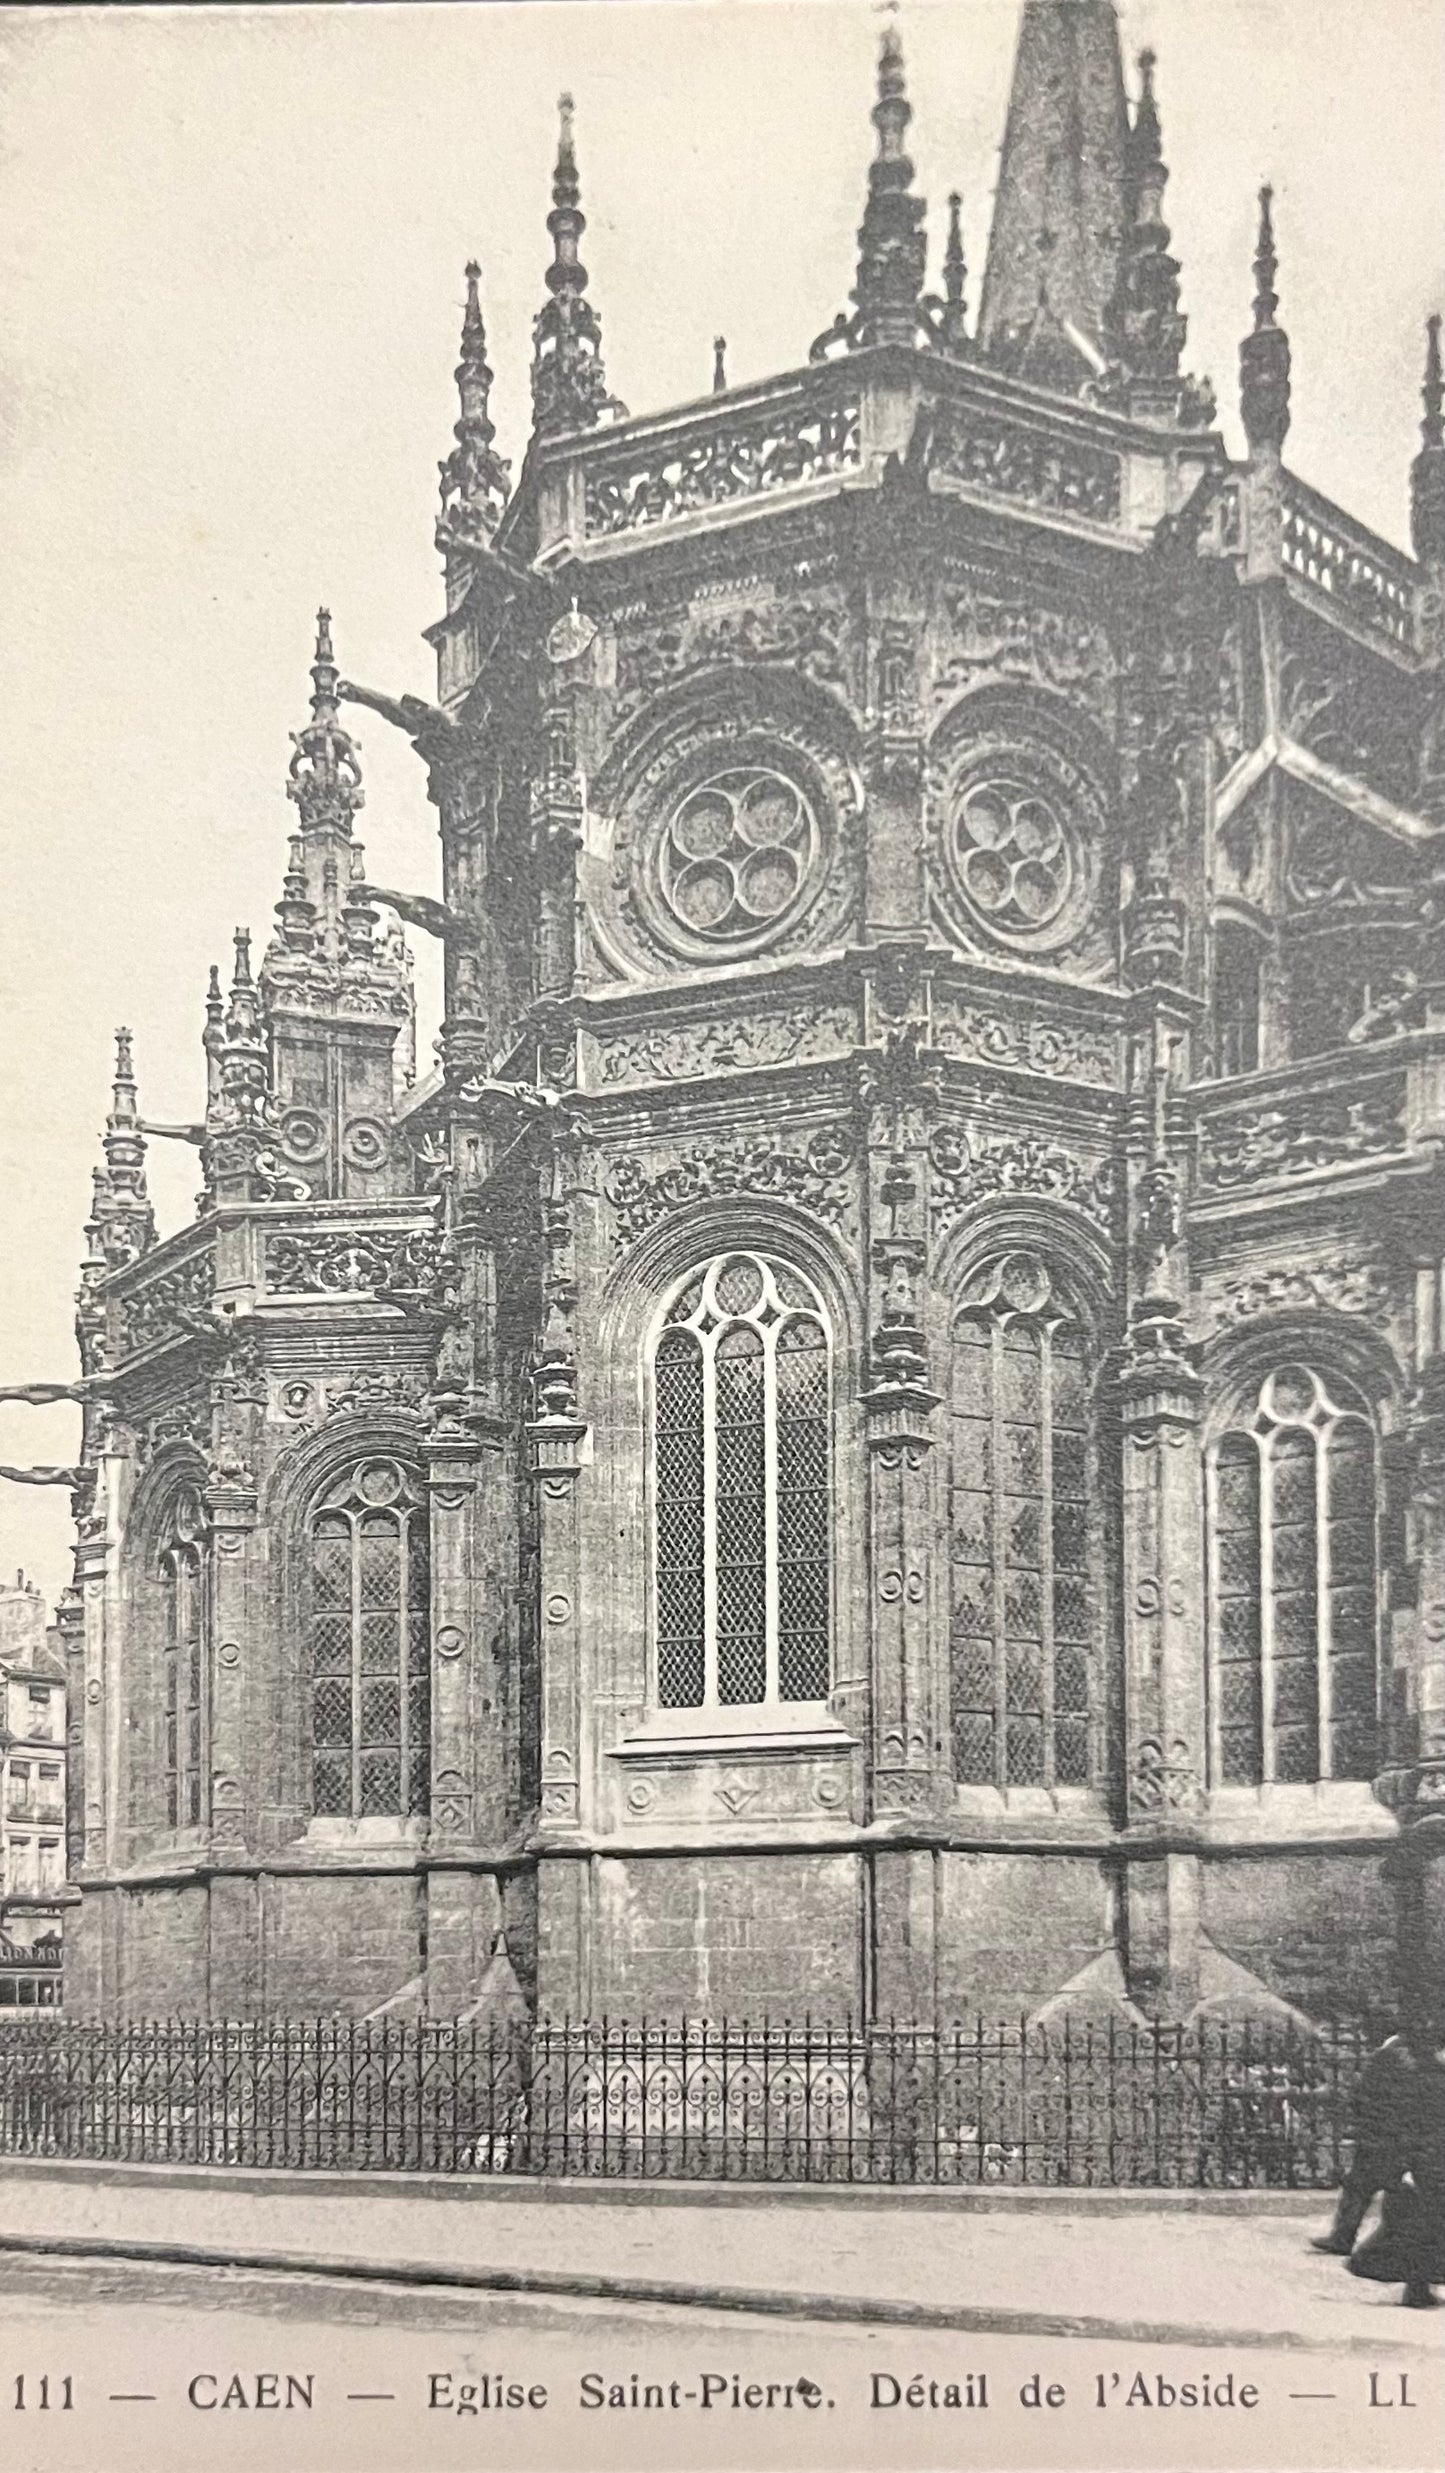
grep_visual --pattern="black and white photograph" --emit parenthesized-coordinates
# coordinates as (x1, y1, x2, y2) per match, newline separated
(0, 0, 1442, 2464)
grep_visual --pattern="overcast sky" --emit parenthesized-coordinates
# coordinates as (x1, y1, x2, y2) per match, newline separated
(1, 0, 1442, 1605)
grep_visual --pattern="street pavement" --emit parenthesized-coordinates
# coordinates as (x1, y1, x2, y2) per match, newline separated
(0, 2160, 1440, 2355)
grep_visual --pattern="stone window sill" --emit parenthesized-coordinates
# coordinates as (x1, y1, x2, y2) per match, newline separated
(611, 1704, 853, 1761)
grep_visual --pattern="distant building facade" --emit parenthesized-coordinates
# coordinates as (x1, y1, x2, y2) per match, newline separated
(0, 1573, 68, 1984)
(25, 2, 1445, 2025)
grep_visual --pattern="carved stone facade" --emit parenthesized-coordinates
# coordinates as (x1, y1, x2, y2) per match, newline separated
(43, 8, 1445, 2027)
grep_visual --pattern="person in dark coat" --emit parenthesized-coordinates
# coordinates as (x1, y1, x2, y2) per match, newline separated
(1311, 2030, 1413, 2254)
(1346, 2007, 1445, 2308)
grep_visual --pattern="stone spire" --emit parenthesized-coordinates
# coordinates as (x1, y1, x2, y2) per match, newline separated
(531, 96, 618, 437)
(1411, 313, 1445, 568)
(850, 24, 928, 348)
(977, 0, 1130, 387)
(1239, 184, 1291, 456)
(1097, 48, 1211, 424)
(436, 261, 511, 559)
(92, 1028, 156, 1269)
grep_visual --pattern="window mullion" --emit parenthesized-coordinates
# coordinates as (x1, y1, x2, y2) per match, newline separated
(350, 1510, 362, 1819)
(702, 1325, 718, 1710)
(1316, 1422, 1333, 1781)
(763, 1317, 779, 1706)
(399, 1514, 410, 1812)
(1041, 1325, 1056, 1794)
(991, 1317, 1007, 1794)
(1259, 1434, 1276, 1786)
(1205, 1447, 1221, 1786)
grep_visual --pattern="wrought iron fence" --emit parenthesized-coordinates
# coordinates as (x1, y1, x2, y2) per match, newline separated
(0, 2014, 1372, 2187)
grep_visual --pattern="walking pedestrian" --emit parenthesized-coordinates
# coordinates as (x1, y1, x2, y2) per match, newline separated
(1346, 2004, 1445, 2308)
(1310, 2028, 1412, 2254)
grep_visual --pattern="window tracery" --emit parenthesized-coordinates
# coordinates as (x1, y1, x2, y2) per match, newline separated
(653, 1253, 830, 1712)
(307, 1459, 430, 1819)
(948, 1252, 1099, 1790)
(1208, 1364, 1378, 1785)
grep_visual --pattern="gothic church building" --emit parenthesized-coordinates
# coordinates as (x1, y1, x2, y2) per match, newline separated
(35, 0, 1445, 2023)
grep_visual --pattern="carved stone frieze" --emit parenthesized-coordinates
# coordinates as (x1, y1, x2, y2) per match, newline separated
(263, 1224, 442, 1297)
(1211, 1259, 1393, 1328)
(932, 994, 1117, 1088)
(928, 1125, 1116, 1233)
(584, 396, 861, 539)
(594, 1003, 854, 1087)
(119, 1248, 215, 1357)
(1196, 1079, 1407, 1191)
(278, 1365, 432, 1424)
(933, 410, 1122, 526)
(615, 597, 850, 720)
(937, 582, 1116, 729)
(603, 1126, 854, 1246)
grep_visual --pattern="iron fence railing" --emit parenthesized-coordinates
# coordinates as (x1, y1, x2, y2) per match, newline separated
(0, 2014, 1372, 2187)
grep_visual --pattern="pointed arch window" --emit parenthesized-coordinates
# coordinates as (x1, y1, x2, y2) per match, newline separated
(1208, 1364, 1378, 1785)
(652, 1253, 831, 1711)
(948, 1253, 1100, 1791)
(159, 1486, 209, 1830)
(308, 1460, 430, 1819)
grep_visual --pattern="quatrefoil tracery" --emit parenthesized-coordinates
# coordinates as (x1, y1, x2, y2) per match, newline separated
(661, 768, 820, 943)
(953, 777, 1073, 933)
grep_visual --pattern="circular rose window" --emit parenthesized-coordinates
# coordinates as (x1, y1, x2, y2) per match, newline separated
(937, 735, 1097, 954)
(955, 778, 1072, 932)
(660, 768, 821, 945)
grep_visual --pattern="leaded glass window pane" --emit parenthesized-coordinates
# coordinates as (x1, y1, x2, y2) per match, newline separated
(651, 1255, 831, 1713)
(948, 1278, 1098, 1792)
(308, 1460, 430, 1818)
(1209, 1369, 1378, 1786)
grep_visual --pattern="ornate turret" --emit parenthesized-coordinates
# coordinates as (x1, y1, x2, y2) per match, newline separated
(436, 261, 511, 562)
(91, 1029, 156, 1271)
(1099, 49, 1213, 426)
(1239, 184, 1291, 456)
(531, 96, 620, 437)
(256, 616, 413, 1200)
(977, 0, 1129, 390)
(1411, 313, 1445, 569)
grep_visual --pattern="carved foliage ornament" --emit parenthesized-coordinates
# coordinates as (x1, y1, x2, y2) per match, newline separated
(595, 1004, 854, 1087)
(1212, 1261, 1392, 1328)
(615, 597, 849, 720)
(939, 584, 1116, 731)
(934, 411, 1122, 526)
(931, 995, 1117, 1089)
(1197, 1080, 1407, 1191)
(928, 1125, 1116, 1234)
(120, 1249, 216, 1357)
(604, 1127, 853, 1246)
(264, 1225, 442, 1297)
(584, 397, 861, 539)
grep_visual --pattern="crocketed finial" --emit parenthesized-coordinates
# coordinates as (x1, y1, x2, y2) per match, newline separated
(1411, 314, 1445, 567)
(287, 609, 364, 835)
(938, 191, 969, 355)
(1239, 184, 1291, 454)
(1097, 43, 1207, 421)
(95, 1026, 156, 1266)
(713, 335, 727, 394)
(531, 94, 621, 435)
(437, 260, 511, 555)
(851, 23, 928, 348)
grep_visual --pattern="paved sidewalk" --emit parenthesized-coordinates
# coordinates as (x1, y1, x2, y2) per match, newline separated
(1, 2162, 1437, 2354)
